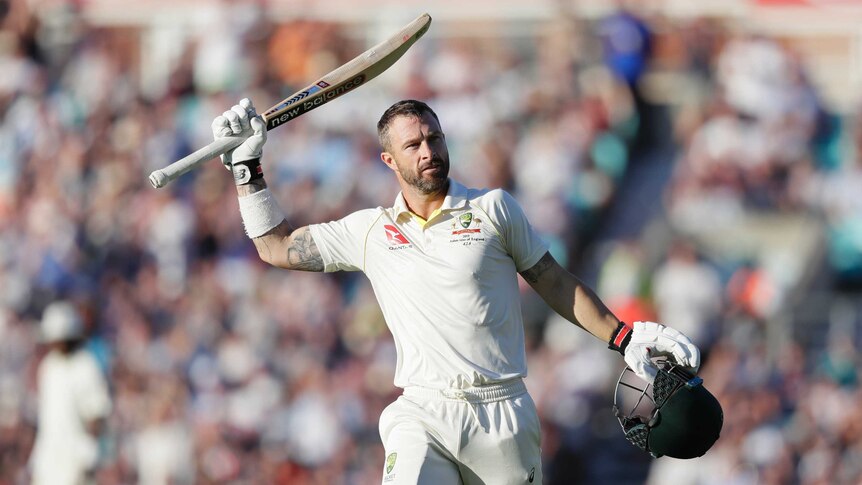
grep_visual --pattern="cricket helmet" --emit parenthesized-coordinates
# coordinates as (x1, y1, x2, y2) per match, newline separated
(40, 301, 83, 343)
(613, 359, 723, 459)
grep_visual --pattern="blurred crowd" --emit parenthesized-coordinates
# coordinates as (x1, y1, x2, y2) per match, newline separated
(1, 1, 861, 484)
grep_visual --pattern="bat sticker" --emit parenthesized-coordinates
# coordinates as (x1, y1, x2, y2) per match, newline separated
(267, 75, 366, 129)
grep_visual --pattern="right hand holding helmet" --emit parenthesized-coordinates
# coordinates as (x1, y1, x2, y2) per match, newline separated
(624, 321, 701, 384)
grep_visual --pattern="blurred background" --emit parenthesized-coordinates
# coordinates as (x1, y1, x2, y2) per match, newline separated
(2, 0, 862, 483)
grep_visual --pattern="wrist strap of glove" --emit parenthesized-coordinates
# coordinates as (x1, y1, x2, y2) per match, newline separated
(232, 158, 263, 186)
(608, 321, 632, 354)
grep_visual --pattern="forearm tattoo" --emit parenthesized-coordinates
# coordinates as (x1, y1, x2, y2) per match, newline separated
(236, 178, 267, 196)
(238, 179, 323, 272)
(285, 227, 324, 272)
(519, 252, 555, 284)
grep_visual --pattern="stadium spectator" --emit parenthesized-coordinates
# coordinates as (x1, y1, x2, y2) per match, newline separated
(29, 301, 112, 485)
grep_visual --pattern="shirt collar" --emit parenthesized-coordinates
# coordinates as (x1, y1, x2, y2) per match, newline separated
(392, 179, 470, 218)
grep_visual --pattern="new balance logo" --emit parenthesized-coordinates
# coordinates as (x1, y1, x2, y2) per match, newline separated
(384, 225, 409, 245)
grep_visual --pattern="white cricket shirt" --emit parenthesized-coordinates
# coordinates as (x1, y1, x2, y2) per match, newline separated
(30, 349, 112, 485)
(309, 180, 548, 389)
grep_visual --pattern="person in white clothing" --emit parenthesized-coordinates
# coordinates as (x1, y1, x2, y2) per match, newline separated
(213, 98, 701, 484)
(29, 301, 112, 485)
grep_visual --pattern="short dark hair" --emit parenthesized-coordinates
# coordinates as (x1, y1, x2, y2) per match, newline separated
(376, 99, 440, 151)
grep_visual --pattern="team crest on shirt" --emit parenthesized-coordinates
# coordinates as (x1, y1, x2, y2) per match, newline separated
(450, 211, 485, 245)
(451, 212, 482, 235)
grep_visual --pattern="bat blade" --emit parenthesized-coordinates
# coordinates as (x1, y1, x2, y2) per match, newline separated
(149, 13, 432, 188)
(262, 15, 431, 130)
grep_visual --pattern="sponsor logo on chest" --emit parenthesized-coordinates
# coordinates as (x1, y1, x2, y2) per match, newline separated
(384, 225, 413, 250)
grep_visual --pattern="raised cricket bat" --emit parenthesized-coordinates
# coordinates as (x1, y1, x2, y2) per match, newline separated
(148, 13, 432, 188)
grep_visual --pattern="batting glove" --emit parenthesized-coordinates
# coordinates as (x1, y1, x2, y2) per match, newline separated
(211, 98, 268, 184)
(610, 321, 701, 384)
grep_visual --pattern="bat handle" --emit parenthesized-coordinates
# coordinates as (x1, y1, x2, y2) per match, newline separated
(148, 136, 246, 188)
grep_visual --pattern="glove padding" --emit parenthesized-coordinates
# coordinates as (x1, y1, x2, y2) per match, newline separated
(624, 321, 700, 384)
(211, 98, 267, 167)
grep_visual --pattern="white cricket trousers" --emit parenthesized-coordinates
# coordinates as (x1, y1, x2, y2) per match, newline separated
(378, 378, 543, 485)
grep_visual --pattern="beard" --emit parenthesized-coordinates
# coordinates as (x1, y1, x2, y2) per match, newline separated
(400, 156, 450, 195)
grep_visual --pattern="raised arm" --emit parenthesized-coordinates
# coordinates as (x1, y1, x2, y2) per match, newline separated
(214, 99, 324, 272)
(236, 180, 324, 272)
(520, 251, 700, 383)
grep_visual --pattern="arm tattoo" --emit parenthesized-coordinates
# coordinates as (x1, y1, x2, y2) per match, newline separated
(519, 252, 555, 284)
(238, 177, 324, 271)
(285, 227, 324, 272)
(236, 178, 267, 197)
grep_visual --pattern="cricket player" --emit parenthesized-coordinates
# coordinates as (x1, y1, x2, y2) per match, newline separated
(213, 98, 700, 484)
(29, 301, 112, 485)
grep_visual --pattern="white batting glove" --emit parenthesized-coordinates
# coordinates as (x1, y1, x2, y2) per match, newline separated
(624, 321, 701, 384)
(211, 98, 267, 168)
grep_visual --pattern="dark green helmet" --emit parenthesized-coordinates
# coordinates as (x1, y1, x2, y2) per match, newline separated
(613, 360, 723, 459)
